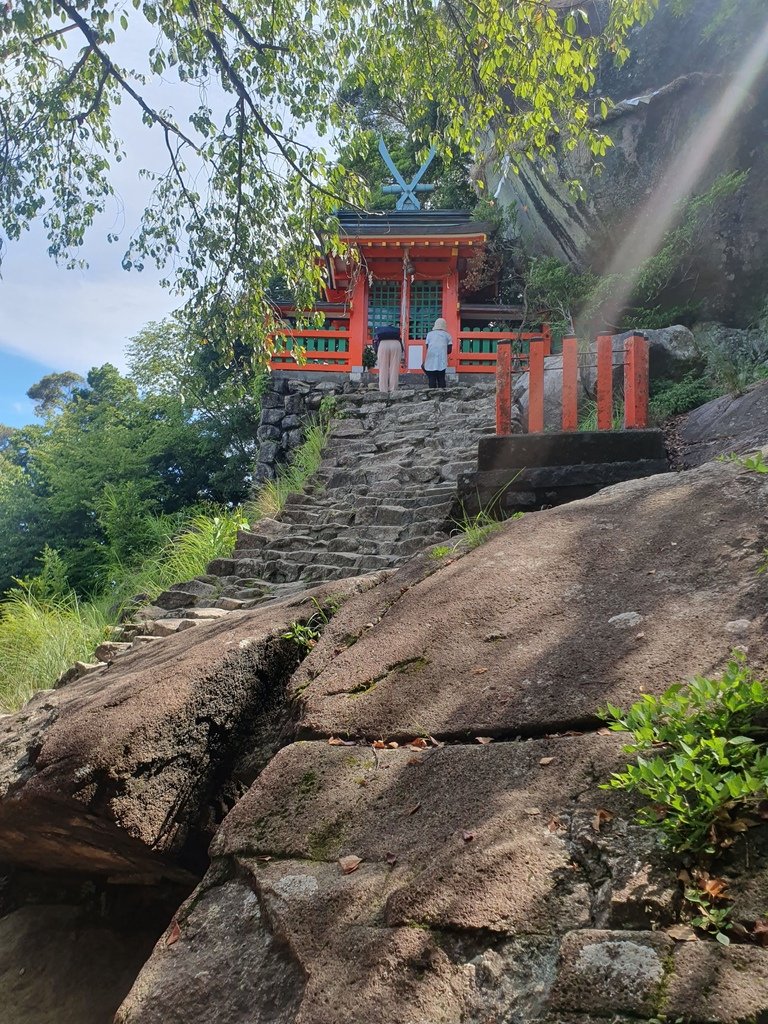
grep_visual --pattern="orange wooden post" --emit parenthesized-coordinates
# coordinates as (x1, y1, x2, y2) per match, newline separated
(624, 333, 650, 428)
(596, 334, 613, 431)
(348, 271, 368, 371)
(541, 323, 552, 357)
(442, 265, 461, 373)
(495, 341, 512, 435)
(561, 335, 578, 431)
(528, 339, 545, 433)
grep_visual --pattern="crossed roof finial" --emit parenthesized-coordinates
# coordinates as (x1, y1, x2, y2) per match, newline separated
(378, 138, 437, 211)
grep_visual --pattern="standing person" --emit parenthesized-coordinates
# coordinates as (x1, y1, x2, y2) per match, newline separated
(422, 317, 452, 389)
(374, 324, 403, 394)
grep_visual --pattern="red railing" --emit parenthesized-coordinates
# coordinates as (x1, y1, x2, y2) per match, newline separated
(456, 326, 551, 374)
(496, 333, 649, 435)
(270, 327, 353, 372)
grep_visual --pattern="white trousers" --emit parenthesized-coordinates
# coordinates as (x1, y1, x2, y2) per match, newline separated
(377, 338, 401, 393)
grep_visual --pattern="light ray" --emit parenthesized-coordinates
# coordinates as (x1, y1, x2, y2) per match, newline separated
(579, 15, 768, 333)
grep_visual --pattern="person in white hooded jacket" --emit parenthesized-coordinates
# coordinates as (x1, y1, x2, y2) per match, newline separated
(422, 317, 452, 389)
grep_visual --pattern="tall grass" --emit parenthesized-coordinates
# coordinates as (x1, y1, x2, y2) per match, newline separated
(578, 398, 625, 431)
(0, 505, 247, 712)
(0, 590, 110, 712)
(249, 417, 333, 519)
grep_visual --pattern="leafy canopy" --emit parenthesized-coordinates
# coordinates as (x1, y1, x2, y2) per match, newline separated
(1, 0, 657, 366)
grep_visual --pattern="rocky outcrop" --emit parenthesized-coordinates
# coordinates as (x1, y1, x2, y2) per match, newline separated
(489, 0, 768, 323)
(110, 452, 768, 1023)
(2, 449, 768, 1023)
(0, 578, 377, 881)
(676, 378, 768, 467)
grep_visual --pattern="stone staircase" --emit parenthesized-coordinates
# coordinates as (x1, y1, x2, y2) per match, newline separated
(200, 382, 496, 606)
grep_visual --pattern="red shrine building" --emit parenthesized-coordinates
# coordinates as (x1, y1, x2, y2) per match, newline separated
(270, 148, 550, 377)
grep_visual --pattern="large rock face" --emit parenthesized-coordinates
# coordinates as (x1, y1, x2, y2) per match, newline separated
(676, 378, 768, 466)
(489, 0, 768, 323)
(0, 578, 378, 881)
(108, 453, 768, 1024)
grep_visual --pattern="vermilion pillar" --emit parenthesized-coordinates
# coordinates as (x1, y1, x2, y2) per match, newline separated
(495, 341, 512, 435)
(528, 340, 545, 433)
(624, 333, 650, 428)
(596, 334, 614, 431)
(561, 335, 578, 431)
(442, 264, 460, 372)
(348, 270, 368, 370)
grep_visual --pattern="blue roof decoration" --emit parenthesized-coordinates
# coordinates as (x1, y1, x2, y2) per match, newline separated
(378, 138, 437, 211)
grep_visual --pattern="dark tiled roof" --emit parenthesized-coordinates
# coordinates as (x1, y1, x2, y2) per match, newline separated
(335, 210, 493, 238)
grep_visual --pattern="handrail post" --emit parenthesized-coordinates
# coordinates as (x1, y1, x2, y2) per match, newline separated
(562, 335, 578, 431)
(495, 340, 512, 435)
(596, 334, 614, 431)
(624, 333, 650, 428)
(529, 338, 545, 433)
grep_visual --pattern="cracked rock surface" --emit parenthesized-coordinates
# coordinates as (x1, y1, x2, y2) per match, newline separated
(3, 453, 768, 1023)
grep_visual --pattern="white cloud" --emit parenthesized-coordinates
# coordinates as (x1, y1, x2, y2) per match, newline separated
(0, 260, 174, 373)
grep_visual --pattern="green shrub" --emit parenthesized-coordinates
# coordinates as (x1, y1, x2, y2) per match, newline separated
(601, 654, 768, 854)
(649, 372, 717, 422)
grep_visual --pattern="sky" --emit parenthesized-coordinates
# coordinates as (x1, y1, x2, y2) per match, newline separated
(0, 19, 205, 428)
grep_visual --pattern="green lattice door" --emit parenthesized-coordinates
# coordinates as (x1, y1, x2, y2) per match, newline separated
(368, 281, 402, 335)
(409, 280, 441, 339)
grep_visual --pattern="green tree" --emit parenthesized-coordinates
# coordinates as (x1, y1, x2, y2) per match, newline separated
(26, 371, 84, 417)
(0, 361, 253, 593)
(1, 0, 658, 367)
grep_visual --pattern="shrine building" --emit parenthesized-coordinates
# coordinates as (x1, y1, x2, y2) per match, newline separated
(270, 143, 550, 377)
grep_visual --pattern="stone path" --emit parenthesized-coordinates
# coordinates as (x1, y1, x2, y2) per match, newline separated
(162, 382, 496, 612)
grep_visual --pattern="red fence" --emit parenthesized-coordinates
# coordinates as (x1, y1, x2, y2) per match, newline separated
(496, 333, 649, 435)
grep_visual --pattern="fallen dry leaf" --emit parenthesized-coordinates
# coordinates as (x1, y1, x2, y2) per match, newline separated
(372, 740, 387, 749)
(472, 667, 489, 676)
(428, 736, 444, 748)
(752, 919, 768, 946)
(475, 736, 493, 745)
(255, 855, 272, 863)
(408, 803, 422, 815)
(407, 756, 423, 766)
(387, 741, 399, 749)
(408, 738, 428, 749)
(596, 727, 612, 736)
(462, 830, 476, 842)
(539, 757, 554, 766)
(667, 924, 697, 942)
(339, 855, 362, 875)
(385, 851, 398, 866)
(166, 921, 181, 947)
(701, 877, 729, 900)
(591, 808, 614, 832)
(524, 807, 541, 816)
(328, 736, 355, 746)
(547, 817, 563, 832)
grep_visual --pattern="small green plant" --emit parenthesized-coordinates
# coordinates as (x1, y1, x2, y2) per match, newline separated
(601, 654, 768, 853)
(281, 598, 331, 652)
(684, 887, 732, 945)
(362, 345, 377, 370)
(282, 620, 321, 651)
(429, 545, 452, 560)
(452, 507, 503, 550)
(717, 451, 768, 475)
(578, 397, 624, 431)
(649, 372, 716, 422)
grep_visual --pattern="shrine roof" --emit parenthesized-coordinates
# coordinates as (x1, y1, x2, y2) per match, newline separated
(335, 209, 493, 240)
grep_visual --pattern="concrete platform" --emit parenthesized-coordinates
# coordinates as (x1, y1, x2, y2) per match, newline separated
(460, 430, 668, 515)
